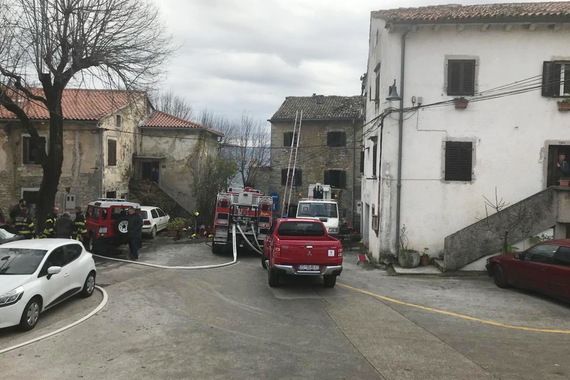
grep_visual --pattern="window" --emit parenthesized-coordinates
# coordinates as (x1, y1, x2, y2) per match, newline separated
(151, 209, 159, 218)
(324, 170, 346, 188)
(106, 191, 117, 198)
(372, 142, 378, 178)
(447, 59, 476, 96)
(22, 136, 46, 164)
(283, 132, 298, 147)
(157, 209, 166, 217)
(281, 168, 302, 186)
(40, 247, 67, 276)
(444, 141, 472, 181)
(107, 139, 117, 166)
(542, 61, 570, 97)
(63, 244, 82, 264)
(554, 246, 570, 266)
(525, 244, 558, 264)
(327, 132, 346, 147)
(360, 151, 364, 173)
(116, 115, 122, 128)
(277, 221, 325, 237)
(373, 63, 381, 102)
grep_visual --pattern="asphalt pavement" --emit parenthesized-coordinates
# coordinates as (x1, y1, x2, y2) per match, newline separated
(1, 236, 569, 379)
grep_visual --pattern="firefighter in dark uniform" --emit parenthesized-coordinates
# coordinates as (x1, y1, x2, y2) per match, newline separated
(74, 207, 87, 243)
(14, 207, 35, 239)
(42, 207, 59, 238)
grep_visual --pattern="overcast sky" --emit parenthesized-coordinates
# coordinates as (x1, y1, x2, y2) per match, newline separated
(153, 0, 556, 124)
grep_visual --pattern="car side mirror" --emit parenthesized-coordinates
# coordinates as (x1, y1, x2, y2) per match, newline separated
(515, 252, 525, 260)
(47, 266, 62, 279)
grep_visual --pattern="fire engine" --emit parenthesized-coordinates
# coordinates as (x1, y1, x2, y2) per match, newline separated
(212, 187, 273, 254)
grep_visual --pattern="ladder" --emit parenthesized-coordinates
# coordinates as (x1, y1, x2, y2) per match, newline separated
(281, 110, 303, 217)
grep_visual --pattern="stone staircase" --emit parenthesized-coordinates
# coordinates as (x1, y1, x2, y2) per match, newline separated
(129, 179, 191, 219)
(442, 187, 570, 271)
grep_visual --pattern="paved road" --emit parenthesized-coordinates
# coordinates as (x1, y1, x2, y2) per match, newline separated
(1, 237, 570, 379)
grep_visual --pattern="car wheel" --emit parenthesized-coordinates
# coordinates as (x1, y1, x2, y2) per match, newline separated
(151, 226, 157, 239)
(20, 297, 42, 331)
(323, 275, 337, 288)
(493, 265, 509, 288)
(268, 267, 280, 287)
(81, 271, 96, 298)
(261, 255, 267, 269)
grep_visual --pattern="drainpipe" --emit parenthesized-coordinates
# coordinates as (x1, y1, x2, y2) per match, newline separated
(395, 30, 408, 257)
(352, 118, 357, 229)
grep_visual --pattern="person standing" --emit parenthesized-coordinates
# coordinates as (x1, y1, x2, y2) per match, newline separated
(54, 213, 74, 238)
(14, 207, 35, 239)
(73, 207, 87, 243)
(42, 207, 59, 238)
(126, 206, 143, 260)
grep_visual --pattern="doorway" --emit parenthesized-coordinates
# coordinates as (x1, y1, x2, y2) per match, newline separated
(142, 161, 160, 183)
(547, 145, 570, 187)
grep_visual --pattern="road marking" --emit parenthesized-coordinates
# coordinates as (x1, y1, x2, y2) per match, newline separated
(339, 283, 570, 335)
(0, 286, 109, 355)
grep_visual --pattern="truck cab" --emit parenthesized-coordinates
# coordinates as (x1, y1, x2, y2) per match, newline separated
(296, 200, 340, 235)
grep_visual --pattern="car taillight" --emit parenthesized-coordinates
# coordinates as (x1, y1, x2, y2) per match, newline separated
(144, 220, 151, 225)
(274, 246, 281, 255)
(338, 247, 343, 257)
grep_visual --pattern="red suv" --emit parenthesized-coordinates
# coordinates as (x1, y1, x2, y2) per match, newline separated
(85, 199, 140, 254)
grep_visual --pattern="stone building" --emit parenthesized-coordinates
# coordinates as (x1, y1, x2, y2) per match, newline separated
(268, 94, 364, 230)
(134, 110, 222, 213)
(0, 89, 221, 217)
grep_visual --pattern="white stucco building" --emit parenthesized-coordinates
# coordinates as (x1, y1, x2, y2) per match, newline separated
(361, 2, 570, 266)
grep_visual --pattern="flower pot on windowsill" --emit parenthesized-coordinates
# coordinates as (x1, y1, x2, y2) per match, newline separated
(454, 97, 469, 109)
(557, 101, 570, 111)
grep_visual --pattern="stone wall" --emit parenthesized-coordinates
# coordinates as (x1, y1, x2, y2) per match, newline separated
(269, 119, 362, 230)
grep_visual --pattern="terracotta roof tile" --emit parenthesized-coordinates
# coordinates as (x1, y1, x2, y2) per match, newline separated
(0, 88, 137, 121)
(141, 110, 203, 129)
(374, 2, 570, 24)
(270, 95, 364, 122)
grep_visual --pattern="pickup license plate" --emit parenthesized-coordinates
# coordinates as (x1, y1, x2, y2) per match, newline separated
(298, 265, 320, 271)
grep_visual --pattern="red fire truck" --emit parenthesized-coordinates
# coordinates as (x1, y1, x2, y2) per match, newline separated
(212, 187, 273, 254)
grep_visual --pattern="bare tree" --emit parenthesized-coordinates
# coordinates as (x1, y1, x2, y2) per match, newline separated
(199, 109, 236, 144)
(150, 90, 193, 120)
(0, 0, 170, 230)
(231, 114, 271, 187)
(482, 187, 534, 254)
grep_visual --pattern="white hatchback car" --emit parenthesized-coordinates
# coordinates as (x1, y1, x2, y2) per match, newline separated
(0, 239, 96, 331)
(140, 206, 170, 238)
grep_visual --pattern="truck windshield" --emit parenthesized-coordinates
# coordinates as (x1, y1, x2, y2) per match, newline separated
(297, 203, 338, 218)
(278, 221, 325, 236)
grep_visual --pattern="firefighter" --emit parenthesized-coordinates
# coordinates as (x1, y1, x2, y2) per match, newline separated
(74, 206, 87, 243)
(14, 207, 35, 239)
(42, 207, 59, 238)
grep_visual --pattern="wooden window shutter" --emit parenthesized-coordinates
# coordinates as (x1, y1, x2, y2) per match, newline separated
(542, 61, 561, 97)
(23, 137, 31, 164)
(445, 141, 472, 181)
(283, 132, 293, 147)
(372, 143, 378, 177)
(108, 139, 117, 166)
(447, 60, 475, 96)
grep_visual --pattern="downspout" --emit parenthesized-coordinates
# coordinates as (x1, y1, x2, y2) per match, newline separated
(395, 30, 408, 257)
(352, 118, 356, 229)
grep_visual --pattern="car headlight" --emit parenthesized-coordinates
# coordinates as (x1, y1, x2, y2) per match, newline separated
(0, 286, 24, 307)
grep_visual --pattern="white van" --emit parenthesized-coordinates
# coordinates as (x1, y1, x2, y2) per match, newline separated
(296, 200, 339, 235)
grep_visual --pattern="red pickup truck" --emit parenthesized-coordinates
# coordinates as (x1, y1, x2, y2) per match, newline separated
(262, 218, 343, 288)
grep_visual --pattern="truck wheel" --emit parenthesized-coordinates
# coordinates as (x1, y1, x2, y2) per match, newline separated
(212, 242, 224, 255)
(261, 255, 267, 269)
(268, 268, 280, 287)
(323, 275, 337, 288)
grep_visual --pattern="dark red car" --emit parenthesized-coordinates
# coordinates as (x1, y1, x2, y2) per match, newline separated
(486, 239, 570, 302)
